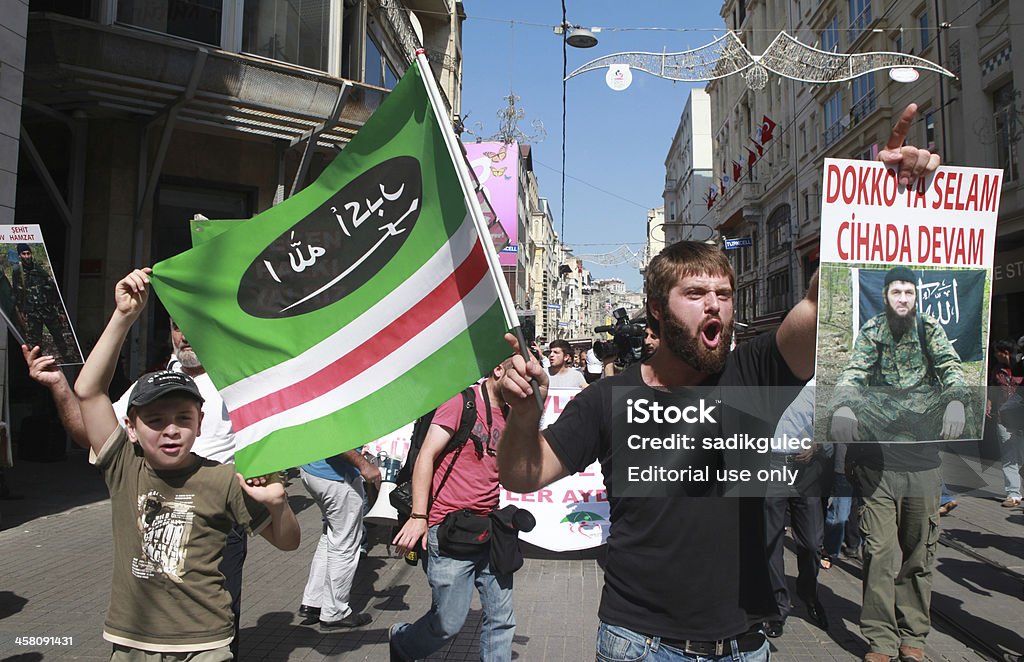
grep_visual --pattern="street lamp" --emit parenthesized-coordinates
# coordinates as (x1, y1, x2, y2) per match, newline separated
(553, 23, 601, 48)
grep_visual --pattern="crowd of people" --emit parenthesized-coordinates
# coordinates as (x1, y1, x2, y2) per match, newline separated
(17, 102, 1023, 662)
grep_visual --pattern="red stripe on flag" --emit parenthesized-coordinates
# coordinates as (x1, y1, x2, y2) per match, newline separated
(229, 240, 491, 430)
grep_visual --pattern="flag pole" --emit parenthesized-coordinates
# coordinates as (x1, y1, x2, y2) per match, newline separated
(414, 50, 544, 412)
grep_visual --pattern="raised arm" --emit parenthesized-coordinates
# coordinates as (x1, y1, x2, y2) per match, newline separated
(497, 333, 569, 493)
(241, 474, 301, 551)
(73, 268, 151, 455)
(776, 270, 818, 381)
(22, 344, 89, 448)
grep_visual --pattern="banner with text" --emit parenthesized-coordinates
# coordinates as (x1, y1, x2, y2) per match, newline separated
(814, 159, 1000, 445)
(500, 387, 609, 551)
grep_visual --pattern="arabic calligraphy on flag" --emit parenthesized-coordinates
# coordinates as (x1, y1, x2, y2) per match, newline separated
(151, 60, 516, 477)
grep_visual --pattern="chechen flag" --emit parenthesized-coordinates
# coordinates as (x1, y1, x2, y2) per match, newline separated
(150, 58, 517, 477)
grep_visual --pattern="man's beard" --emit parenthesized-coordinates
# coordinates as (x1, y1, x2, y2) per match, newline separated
(174, 346, 202, 369)
(885, 303, 917, 339)
(661, 308, 733, 375)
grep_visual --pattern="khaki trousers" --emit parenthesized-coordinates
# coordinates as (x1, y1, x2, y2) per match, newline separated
(854, 466, 941, 656)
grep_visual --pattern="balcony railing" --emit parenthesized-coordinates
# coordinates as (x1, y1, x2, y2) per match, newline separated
(822, 122, 845, 148)
(851, 93, 877, 124)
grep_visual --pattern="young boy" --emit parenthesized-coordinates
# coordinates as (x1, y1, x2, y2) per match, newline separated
(74, 268, 300, 660)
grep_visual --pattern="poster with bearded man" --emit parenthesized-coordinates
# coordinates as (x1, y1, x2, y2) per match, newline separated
(813, 159, 999, 446)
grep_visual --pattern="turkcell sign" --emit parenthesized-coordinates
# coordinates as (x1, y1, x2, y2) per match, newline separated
(724, 236, 753, 250)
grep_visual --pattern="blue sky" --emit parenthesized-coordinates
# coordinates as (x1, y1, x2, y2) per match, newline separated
(460, 2, 727, 290)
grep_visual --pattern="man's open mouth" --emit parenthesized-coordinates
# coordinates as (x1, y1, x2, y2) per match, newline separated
(701, 319, 722, 349)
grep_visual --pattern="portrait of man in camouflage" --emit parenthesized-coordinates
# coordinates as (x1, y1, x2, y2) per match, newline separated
(10, 242, 78, 364)
(827, 265, 969, 444)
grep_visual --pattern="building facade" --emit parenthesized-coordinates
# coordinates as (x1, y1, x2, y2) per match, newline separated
(9, 0, 463, 442)
(663, 88, 714, 244)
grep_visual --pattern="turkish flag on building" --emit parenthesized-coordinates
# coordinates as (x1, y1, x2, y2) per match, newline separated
(761, 115, 777, 142)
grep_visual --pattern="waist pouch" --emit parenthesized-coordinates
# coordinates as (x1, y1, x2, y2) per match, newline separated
(437, 508, 491, 558)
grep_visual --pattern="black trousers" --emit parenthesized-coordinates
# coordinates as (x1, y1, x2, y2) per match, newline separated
(765, 482, 825, 619)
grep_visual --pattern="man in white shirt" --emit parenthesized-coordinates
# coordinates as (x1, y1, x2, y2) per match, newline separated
(546, 339, 587, 389)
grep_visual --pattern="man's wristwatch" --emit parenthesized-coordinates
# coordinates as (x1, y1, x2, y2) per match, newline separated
(410, 513, 428, 520)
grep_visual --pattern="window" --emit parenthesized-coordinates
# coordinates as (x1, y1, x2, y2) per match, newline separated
(802, 189, 811, 222)
(767, 205, 791, 257)
(925, 112, 936, 151)
(118, 0, 224, 45)
(919, 11, 930, 51)
(821, 15, 839, 53)
(766, 269, 791, 313)
(851, 73, 876, 123)
(362, 32, 400, 111)
(823, 91, 844, 146)
(848, 0, 871, 43)
(735, 235, 756, 274)
(893, 28, 904, 53)
(737, 283, 757, 322)
(993, 83, 1020, 182)
(242, 0, 331, 70)
(800, 124, 807, 153)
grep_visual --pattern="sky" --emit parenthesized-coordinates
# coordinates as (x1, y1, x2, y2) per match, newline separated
(460, 2, 728, 290)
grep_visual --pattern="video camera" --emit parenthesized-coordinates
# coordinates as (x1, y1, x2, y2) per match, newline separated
(594, 308, 646, 368)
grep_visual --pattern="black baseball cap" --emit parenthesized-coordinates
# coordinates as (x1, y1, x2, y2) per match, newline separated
(128, 370, 205, 408)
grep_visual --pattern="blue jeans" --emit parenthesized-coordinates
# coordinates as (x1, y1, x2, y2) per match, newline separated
(940, 481, 956, 506)
(595, 623, 770, 662)
(1000, 425, 1024, 500)
(391, 525, 515, 661)
(824, 475, 854, 557)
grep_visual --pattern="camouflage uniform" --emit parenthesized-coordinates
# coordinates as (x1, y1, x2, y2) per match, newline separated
(12, 259, 69, 357)
(827, 312, 967, 658)
(827, 312, 970, 442)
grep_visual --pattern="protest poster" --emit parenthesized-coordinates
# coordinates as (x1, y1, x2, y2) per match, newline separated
(0, 225, 83, 365)
(814, 159, 1000, 444)
(500, 387, 609, 551)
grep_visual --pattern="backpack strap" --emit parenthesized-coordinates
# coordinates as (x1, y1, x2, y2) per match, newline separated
(431, 386, 480, 506)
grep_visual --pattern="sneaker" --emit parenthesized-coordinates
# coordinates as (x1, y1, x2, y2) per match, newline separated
(898, 644, 925, 661)
(841, 544, 862, 561)
(765, 620, 784, 638)
(320, 612, 372, 629)
(1001, 497, 1021, 508)
(297, 604, 320, 625)
(863, 653, 892, 662)
(938, 500, 958, 516)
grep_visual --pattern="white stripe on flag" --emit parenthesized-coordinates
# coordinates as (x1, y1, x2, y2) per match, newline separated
(222, 213, 479, 407)
(232, 268, 500, 452)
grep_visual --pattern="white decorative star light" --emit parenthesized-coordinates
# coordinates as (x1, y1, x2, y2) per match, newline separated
(565, 31, 955, 90)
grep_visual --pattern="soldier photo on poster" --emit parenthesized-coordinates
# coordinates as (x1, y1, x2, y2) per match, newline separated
(0, 225, 83, 365)
(816, 264, 989, 444)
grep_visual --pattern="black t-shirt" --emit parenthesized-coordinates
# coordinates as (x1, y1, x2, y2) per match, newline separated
(543, 332, 804, 641)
